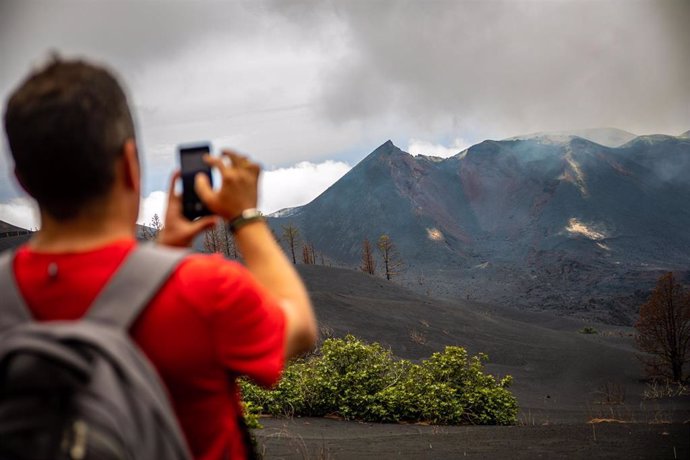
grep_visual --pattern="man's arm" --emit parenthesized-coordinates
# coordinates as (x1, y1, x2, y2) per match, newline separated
(193, 150, 317, 359)
(232, 221, 317, 358)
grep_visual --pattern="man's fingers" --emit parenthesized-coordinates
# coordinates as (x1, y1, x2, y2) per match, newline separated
(222, 150, 260, 175)
(194, 173, 216, 208)
(248, 162, 261, 176)
(191, 215, 218, 233)
(167, 170, 182, 205)
(203, 154, 226, 170)
(221, 149, 240, 162)
(223, 150, 249, 168)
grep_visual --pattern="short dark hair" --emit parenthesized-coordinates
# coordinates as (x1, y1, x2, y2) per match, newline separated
(3, 58, 135, 219)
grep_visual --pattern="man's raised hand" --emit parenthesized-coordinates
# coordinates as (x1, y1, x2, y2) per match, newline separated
(157, 170, 218, 248)
(194, 150, 261, 220)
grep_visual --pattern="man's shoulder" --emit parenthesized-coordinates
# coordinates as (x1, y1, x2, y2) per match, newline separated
(165, 251, 255, 302)
(174, 252, 245, 281)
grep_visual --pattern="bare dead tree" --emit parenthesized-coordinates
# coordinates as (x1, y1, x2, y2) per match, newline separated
(377, 234, 404, 281)
(143, 213, 163, 241)
(203, 224, 222, 254)
(219, 220, 238, 259)
(360, 238, 376, 275)
(281, 224, 300, 264)
(302, 242, 316, 265)
(635, 272, 690, 382)
(203, 221, 239, 258)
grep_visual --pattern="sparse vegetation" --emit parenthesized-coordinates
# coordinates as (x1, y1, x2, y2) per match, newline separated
(642, 379, 690, 400)
(377, 234, 404, 281)
(318, 324, 334, 342)
(240, 335, 518, 425)
(281, 224, 300, 264)
(634, 272, 690, 382)
(203, 220, 237, 258)
(221, 220, 238, 259)
(579, 326, 598, 334)
(302, 242, 316, 265)
(203, 224, 222, 253)
(595, 382, 626, 405)
(409, 328, 427, 345)
(143, 213, 163, 240)
(360, 238, 377, 275)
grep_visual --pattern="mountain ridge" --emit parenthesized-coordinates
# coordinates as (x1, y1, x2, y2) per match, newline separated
(504, 127, 637, 148)
(270, 131, 690, 324)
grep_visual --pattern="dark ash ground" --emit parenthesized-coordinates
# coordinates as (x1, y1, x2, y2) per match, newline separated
(251, 265, 690, 459)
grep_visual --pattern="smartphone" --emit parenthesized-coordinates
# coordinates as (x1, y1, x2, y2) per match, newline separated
(179, 142, 213, 220)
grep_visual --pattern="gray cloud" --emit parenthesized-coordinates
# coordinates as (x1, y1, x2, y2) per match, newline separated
(283, 0, 690, 138)
(0, 1, 255, 75)
(0, 0, 688, 213)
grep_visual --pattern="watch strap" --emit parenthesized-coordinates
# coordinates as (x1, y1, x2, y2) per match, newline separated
(228, 208, 264, 233)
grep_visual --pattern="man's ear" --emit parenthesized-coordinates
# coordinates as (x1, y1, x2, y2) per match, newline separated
(122, 138, 140, 195)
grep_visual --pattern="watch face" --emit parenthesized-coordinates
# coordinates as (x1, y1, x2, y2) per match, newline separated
(230, 209, 263, 233)
(242, 208, 260, 219)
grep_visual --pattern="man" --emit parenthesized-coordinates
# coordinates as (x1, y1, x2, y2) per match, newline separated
(2, 58, 317, 459)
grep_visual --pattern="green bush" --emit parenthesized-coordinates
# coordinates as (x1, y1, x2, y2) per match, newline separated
(579, 326, 598, 334)
(240, 335, 518, 425)
(241, 401, 263, 429)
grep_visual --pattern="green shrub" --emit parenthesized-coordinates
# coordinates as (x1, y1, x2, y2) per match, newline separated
(579, 326, 598, 334)
(240, 335, 518, 425)
(241, 401, 263, 429)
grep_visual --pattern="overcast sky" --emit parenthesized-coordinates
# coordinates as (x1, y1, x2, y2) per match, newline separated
(1, 0, 688, 228)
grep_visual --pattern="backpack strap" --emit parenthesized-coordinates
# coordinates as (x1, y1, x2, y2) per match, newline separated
(0, 250, 32, 331)
(86, 243, 189, 329)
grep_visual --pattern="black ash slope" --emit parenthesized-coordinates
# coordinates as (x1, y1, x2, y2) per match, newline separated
(298, 265, 688, 423)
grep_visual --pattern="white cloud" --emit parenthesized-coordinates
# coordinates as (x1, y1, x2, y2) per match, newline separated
(0, 160, 350, 229)
(138, 191, 168, 226)
(406, 138, 471, 158)
(0, 197, 39, 230)
(139, 160, 352, 224)
(0, 193, 169, 229)
(260, 161, 351, 214)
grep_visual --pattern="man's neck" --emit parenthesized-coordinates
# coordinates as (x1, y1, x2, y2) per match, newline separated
(29, 212, 137, 253)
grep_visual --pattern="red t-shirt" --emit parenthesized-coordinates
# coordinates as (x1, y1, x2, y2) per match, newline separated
(12, 239, 286, 460)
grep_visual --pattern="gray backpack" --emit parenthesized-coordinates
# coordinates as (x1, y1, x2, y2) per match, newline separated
(0, 244, 193, 460)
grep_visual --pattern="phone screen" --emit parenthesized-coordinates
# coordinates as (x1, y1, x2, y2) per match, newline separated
(179, 143, 212, 220)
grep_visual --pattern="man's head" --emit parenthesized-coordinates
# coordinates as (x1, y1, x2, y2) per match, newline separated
(4, 58, 137, 220)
